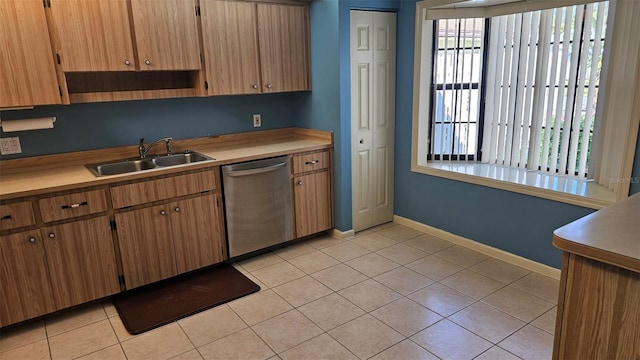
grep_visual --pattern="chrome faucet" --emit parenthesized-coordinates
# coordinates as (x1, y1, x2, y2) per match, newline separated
(138, 136, 173, 158)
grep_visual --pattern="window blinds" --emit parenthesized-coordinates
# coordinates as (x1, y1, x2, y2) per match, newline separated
(481, 2, 608, 178)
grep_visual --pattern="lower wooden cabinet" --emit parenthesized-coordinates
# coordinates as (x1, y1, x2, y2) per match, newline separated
(115, 194, 224, 289)
(0, 231, 56, 326)
(0, 216, 119, 325)
(115, 203, 177, 289)
(42, 216, 120, 309)
(294, 170, 332, 238)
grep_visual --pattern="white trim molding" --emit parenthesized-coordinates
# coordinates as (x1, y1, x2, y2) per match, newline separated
(393, 215, 561, 280)
(331, 228, 355, 239)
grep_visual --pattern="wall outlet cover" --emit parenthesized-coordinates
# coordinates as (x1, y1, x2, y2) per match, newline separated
(253, 114, 261, 127)
(0, 137, 22, 155)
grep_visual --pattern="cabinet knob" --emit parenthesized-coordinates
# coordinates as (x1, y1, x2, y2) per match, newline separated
(48, 233, 55, 239)
(174, 207, 180, 213)
(125, 60, 131, 66)
(297, 180, 303, 185)
(28, 237, 36, 243)
(266, 83, 272, 89)
(359, 139, 364, 144)
(145, 59, 151, 65)
(252, 84, 258, 89)
(160, 210, 166, 215)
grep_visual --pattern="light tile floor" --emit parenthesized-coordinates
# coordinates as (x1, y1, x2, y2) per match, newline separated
(0, 223, 559, 360)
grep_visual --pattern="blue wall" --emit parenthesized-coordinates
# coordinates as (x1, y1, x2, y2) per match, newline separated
(0, 93, 307, 158)
(391, 0, 640, 268)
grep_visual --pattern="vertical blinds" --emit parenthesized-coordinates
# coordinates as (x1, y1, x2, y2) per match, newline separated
(481, 2, 608, 178)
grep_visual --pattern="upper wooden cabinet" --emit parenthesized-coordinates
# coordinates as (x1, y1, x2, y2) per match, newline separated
(48, 0, 201, 71)
(257, 3, 310, 93)
(130, 0, 201, 70)
(200, 0, 261, 95)
(0, 0, 61, 107)
(200, 1, 310, 95)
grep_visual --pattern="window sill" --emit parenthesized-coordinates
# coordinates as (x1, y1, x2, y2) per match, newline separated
(412, 161, 617, 210)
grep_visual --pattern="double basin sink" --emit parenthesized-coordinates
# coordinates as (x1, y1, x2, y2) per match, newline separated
(86, 151, 214, 177)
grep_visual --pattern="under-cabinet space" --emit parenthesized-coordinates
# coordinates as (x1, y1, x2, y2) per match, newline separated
(64, 71, 199, 103)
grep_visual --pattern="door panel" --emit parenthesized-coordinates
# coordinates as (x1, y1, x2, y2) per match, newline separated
(42, 217, 119, 309)
(172, 195, 223, 274)
(0, 0, 61, 107)
(257, 3, 310, 92)
(115, 205, 176, 289)
(0, 231, 55, 325)
(49, 0, 135, 71)
(200, 0, 261, 95)
(351, 11, 396, 231)
(131, 0, 201, 70)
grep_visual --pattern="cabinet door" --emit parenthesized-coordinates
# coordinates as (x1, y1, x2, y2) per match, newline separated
(115, 205, 177, 289)
(200, 0, 261, 95)
(49, 0, 135, 71)
(294, 171, 332, 238)
(0, 0, 61, 107)
(0, 231, 56, 326)
(130, 0, 201, 70)
(172, 194, 224, 274)
(42, 216, 119, 309)
(257, 3, 310, 92)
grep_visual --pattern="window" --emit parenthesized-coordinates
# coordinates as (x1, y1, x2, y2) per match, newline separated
(429, 18, 485, 161)
(412, 0, 640, 207)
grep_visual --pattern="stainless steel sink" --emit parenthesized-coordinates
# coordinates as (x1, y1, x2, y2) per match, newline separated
(151, 152, 212, 167)
(86, 151, 214, 176)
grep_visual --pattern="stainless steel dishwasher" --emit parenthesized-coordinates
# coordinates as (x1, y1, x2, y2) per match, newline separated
(222, 156, 294, 258)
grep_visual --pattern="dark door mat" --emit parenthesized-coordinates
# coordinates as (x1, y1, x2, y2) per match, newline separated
(113, 262, 260, 335)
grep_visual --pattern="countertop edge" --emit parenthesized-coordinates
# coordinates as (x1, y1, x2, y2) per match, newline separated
(0, 128, 333, 201)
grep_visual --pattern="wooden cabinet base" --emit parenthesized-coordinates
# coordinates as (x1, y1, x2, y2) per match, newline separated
(553, 253, 640, 359)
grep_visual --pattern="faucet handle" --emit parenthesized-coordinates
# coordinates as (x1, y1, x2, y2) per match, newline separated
(164, 137, 172, 155)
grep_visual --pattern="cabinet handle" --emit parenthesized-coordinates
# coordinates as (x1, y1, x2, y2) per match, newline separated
(174, 207, 180, 213)
(305, 160, 319, 165)
(145, 59, 151, 65)
(28, 237, 36, 243)
(125, 60, 131, 65)
(297, 180, 303, 185)
(252, 84, 258, 89)
(48, 233, 55, 239)
(160, 210, 166, 215)
(0, 215, 11, 221)
(359, 139, 364, 144)
(266, 83, 272, 89)
(61, 201, 88, 210)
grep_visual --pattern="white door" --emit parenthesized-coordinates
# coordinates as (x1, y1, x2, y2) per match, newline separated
(351, 11, 396, 232)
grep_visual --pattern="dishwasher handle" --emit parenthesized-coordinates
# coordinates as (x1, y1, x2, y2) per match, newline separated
(224, 162, 288, 177)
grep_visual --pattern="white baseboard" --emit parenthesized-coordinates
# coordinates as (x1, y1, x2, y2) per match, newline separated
(331, 228, 355, 239)
(393, 215, 561, 280)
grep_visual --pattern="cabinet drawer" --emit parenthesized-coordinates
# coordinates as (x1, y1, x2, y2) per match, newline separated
(292, 150, 330, 174)
(110, 169, 216, 209)
(0, 201, 35, 230)
(39, 189, 108, 223)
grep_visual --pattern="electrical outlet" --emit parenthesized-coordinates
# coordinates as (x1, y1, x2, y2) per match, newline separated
(0, 137, 22, 155)
(253, 114, 261, 127)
